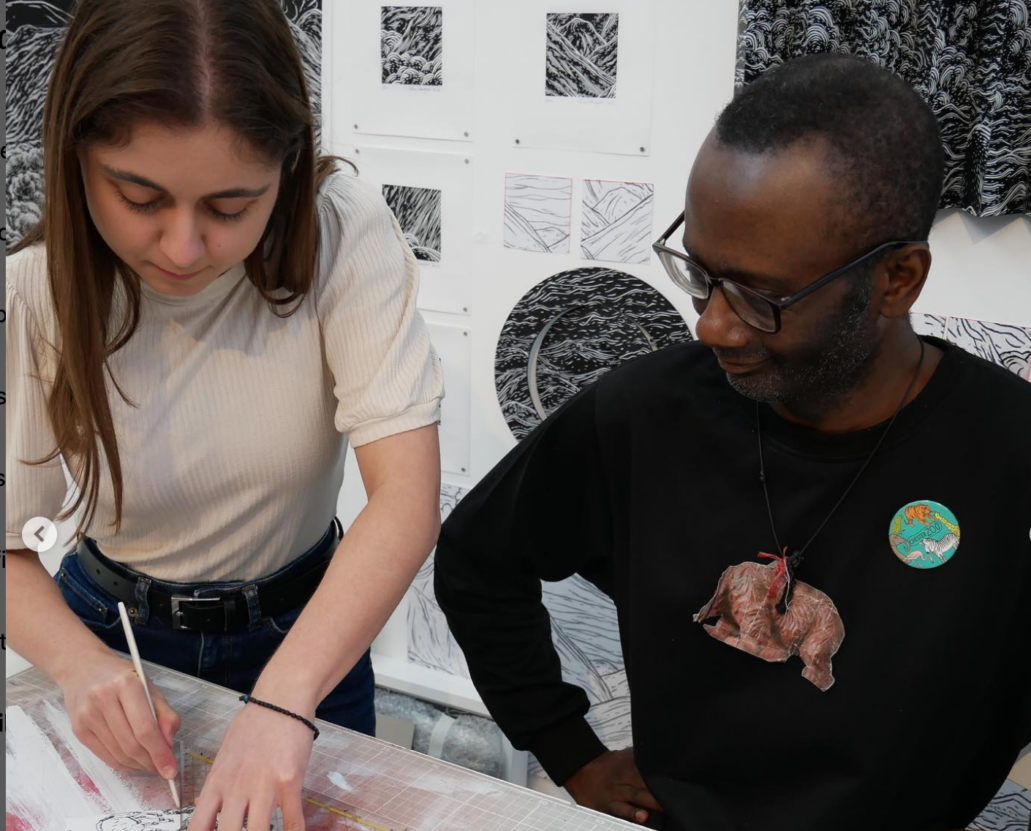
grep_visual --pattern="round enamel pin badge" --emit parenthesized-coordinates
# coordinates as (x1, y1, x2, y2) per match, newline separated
(888, 500, 960, 569)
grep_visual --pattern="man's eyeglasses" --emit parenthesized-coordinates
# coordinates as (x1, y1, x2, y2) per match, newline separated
(651, 210, 927, 334)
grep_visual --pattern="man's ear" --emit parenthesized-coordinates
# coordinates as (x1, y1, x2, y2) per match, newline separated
(877, 244, 932, 319)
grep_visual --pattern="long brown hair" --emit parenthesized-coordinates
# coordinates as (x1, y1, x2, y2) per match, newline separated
(9, 0, 353, 546)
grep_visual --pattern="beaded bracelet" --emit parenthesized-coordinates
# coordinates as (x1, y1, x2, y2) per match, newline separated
(239, 694, 320, 741)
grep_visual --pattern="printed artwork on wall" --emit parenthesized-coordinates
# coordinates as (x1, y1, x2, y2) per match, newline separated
(495, 267, 693, 440)
(509, 0, 655, 156)
(349, 0, 473, 142)
(581, 179, 655, 265)
(407, 485, 473, 678)
(5, 0, 323, 253)
(970, 780, 1031, 831)
(736, 0, 1031, 217)
(347, 145, 472, 314)
(545, 13, 619, 99)
(381, 6, 444, 86)
(912, 312, 1031, 382)
(945, 317, 1031, 381)
(911, 313, 948, 340)
(504, 174, 574, 255)
(383, 184, 443, 262)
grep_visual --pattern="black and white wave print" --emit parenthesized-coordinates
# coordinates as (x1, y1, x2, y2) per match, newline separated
(945, 316, 1031, 379)
(504, 173, 573, 254)
(971, 779, 1031, 831)
(735, 0, 1031, 217)
(383, 184, 442, 262)
(581, 179, 655, 265)
(407, 485, 472, 678)
(5, 0, 323, 253)
(546, 13, 619, 99)
(381, 6, 444, 86)
(495, 267, 693, 441)
(912, 311, 1031, 380)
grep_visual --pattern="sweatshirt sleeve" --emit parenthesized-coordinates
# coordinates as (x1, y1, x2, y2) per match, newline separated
(433, 384, 613, 785)
(315, 171, 445, 448)
(5, 278, 70, 551)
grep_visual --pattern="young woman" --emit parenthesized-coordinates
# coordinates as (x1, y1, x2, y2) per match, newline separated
(5, 1, 445, 829)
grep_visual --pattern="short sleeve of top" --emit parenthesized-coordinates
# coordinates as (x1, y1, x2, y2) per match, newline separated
(5, 261, 70, 551)
(315, 171, 445, 447)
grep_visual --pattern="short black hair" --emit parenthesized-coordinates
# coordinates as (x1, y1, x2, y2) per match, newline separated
(715, 53, 945, 248)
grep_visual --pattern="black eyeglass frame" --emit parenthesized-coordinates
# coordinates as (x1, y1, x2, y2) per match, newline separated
(652, 210, 928, 334)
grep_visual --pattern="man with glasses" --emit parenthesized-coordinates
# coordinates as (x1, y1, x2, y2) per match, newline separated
(434, 53, 1031, 831)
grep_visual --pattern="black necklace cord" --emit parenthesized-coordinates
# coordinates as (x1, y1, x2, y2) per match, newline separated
(757, 337, 926, 613)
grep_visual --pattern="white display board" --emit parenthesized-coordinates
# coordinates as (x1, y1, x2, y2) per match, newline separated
(508, 0, 657, 156)
(342, 0, 476, 142)
(345, 145, 475, 315)
(427, 322, 473, 476)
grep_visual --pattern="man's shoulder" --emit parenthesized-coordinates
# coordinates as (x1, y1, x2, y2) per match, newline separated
(588, 339, 733, 433)
(951, 339, 1031, 415)
(596, 339, 721, 400)
(944, 340, 1031, 467)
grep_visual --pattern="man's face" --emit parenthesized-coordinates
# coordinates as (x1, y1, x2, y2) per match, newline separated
(683, 133, 884, 405)
(77, 120, 282, 298)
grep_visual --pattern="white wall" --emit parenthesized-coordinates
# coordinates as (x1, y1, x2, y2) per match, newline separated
(322, 0, 1031, 676)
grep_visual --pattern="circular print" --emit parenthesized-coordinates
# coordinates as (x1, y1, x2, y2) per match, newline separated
(495, 267, 693, 440)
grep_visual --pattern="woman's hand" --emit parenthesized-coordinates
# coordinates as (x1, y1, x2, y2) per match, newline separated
(188, 699, 315, 831)
(61, 652, 181, 778)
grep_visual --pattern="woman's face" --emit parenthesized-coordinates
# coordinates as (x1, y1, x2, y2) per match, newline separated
(77, 121, 283, 297)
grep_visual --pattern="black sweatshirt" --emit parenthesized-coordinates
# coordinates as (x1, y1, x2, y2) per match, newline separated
(434, 335, 1031, 831)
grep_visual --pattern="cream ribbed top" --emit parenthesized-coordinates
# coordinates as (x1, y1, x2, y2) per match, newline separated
(5, 170, 445, 582)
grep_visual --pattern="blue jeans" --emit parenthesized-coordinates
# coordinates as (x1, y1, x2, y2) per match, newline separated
(54, 519, 376, 736)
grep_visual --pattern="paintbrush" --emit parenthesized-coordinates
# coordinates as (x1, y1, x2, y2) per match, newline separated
(117, 601, 182, 809)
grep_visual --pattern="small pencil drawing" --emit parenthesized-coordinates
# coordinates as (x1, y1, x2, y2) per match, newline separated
(581, 179, 654, 265)
(546, 13, 619, 99)
(66, 808, 195, 831)
(503, 173, 573, 254)
(69, 805, 280, 831)
(381, 6, 443, 86)
(383, 184, 443, 263)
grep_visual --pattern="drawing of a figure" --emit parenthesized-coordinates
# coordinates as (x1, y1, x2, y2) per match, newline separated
(95, 807, 194, 831)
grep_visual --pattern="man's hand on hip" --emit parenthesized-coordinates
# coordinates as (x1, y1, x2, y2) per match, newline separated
(564, 748, 663, 825)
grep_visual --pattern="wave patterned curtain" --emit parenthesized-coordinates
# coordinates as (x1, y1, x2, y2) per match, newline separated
(735, 1, 1031, 217)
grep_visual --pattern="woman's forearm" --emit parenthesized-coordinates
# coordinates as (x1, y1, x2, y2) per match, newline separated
(6, 549, 114, 685)
(250, 482, 440, 715)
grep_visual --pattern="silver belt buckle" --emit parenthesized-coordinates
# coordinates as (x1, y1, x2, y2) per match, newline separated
(170, 595, 224, 631)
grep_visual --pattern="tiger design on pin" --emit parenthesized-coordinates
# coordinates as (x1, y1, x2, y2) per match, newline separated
(904, 503, 935, 526)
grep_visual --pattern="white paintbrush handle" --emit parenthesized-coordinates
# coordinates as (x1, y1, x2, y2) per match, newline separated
(117, 602, 182, 809)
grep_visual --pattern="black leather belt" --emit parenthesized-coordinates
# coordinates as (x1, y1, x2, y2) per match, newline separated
(74, 518, 343, 633)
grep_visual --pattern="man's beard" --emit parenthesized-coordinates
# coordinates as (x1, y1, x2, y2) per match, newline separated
(722, 275, 881, 406)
